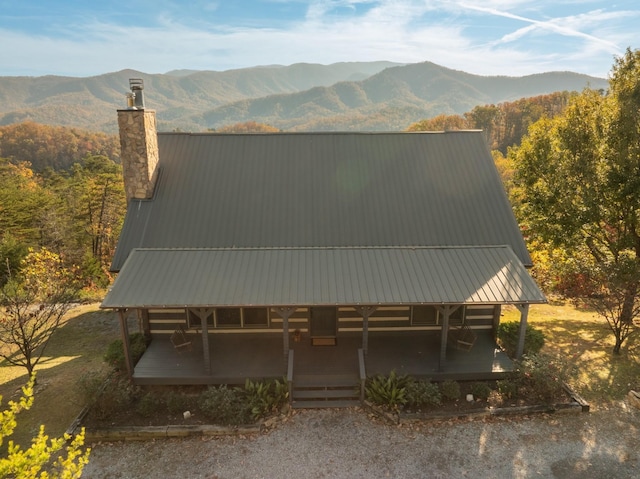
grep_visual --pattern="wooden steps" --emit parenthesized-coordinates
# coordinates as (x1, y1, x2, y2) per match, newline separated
(293, 399, 361, 409)
(291, 374, 361, 409)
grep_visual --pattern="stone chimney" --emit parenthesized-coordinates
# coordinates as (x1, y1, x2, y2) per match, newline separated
(117, 79, 159, 203)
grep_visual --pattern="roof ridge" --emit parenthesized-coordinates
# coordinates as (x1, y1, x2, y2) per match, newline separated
(131, 245, 511, 252)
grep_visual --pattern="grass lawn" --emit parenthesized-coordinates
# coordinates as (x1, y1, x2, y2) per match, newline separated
(0, 303, 122, 451)
(1, 300, 638, 450)
(502, 299, 640, 408)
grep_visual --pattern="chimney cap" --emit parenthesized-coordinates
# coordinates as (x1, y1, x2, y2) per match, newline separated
(129, 78, 144, 91)
(126, 78, 145, 109)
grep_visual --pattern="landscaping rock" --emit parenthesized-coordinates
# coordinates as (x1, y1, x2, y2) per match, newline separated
(627, 390, 640, 409)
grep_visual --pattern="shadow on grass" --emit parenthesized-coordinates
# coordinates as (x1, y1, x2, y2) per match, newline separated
(533, 317, 640, 406)
(0, 305, 126, 451)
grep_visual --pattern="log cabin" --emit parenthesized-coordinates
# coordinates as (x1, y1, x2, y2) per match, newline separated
(101, 80, 545, 406)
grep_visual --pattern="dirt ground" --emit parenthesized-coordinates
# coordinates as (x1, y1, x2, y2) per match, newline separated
(82, 403, 640, 479)
(82, 377, 566, 430)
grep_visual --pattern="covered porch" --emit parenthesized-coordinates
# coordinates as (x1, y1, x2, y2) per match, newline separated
(130, 329, 513, 385)
(103, 246, 546, 388)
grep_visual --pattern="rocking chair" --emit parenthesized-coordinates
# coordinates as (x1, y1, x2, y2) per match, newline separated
(448, 322, 477, 352)
(170, 326, 192, 352)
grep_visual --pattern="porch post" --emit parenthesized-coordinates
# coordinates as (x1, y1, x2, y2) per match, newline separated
(283, 315, 289, 356)
(118, 309, 133, 380)
(515, 303, 529, 359)
(190, 308, 213, 375)
(354, 306, 377, 356)
(274, 307, 297, 358)
(437, 306, 451, 372)
(200, 311, 211, 375)
(140, 309, 151, 340)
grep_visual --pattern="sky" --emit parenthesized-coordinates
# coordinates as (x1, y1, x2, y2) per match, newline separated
(0, 0, 638, 78)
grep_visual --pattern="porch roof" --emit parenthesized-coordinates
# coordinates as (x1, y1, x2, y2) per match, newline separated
(101, 245, 546, 309)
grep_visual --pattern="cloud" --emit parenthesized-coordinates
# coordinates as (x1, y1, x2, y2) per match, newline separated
(469, 5, 622, 53)
(0, 0, 634, 77)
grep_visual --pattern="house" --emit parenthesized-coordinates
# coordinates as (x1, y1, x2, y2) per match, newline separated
(101, 80, 545, 402)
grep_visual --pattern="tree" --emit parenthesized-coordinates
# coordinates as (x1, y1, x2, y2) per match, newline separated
(0, 159, 51, 246)
(406, 114, 468, 132)
(583, 255, 640, 352)
(0, 121, 120, 172)
(464, 104, 501, 148)
(511, 48, 640, 354)
(0, 248, 78, 375)
(0, 234, 28, 289)
(64, 156, 125, 287)
(40, 155, 126, 289)
(0, 375, 90, 478)
(216, 121, 279, 133)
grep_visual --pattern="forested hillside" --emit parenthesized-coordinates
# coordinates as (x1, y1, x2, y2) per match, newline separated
(0, 62, 399, 132)
(0, 122, 120, 171)
(199, 64, 602, 132)
(408, 91, 575, 154)
(0, 154, 125, 292)
(0, 89, 599, 294)
(0, 61, 605, 133)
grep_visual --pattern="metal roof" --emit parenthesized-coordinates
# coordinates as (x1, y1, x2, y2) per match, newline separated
(101, 246, 545, 309)
(111, 131, 532, 271)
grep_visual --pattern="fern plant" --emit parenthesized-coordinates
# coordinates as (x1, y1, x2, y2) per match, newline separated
(240, 378, 289, 420)
(365, 370, 409, 410)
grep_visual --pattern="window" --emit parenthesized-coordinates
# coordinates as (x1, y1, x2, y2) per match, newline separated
(187, 309, 213, 328)
(449, 306, 464, 326)
(411, 306, 438, 325)
(216, 308, 241, 327)
(243, 308, 269, 327)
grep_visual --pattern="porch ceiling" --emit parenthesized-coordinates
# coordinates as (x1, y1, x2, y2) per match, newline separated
(101, 245, 545, 309)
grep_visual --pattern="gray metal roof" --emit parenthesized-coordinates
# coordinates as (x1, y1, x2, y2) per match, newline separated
(101, 246, 545, 309)
(111, 131, 532, 271)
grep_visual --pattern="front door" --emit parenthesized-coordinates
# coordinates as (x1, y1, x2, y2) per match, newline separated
(309, 306, 337, 346)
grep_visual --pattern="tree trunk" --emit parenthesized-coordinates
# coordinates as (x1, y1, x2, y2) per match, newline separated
(613, 336, 623, 354)
(614, 281, 638, 355)
(26, 361, 36, 381)
(620, 284, 637, 326)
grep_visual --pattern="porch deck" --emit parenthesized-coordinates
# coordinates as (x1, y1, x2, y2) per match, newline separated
(367, 331, 513, 380)
(131, 330, 513, 385)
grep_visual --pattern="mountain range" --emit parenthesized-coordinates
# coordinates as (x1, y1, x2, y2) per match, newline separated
(0, 61, 608, 133)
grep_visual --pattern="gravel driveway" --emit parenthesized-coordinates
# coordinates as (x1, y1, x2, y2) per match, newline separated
(82, 404, 639, 478)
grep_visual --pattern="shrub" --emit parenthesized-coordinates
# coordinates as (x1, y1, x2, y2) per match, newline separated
(365, 371, 409, 410)
(81, 374, 140, 420)
(136, 391, 165, 418)
(77, 371, 107, 407)
(198, 385, 251, 425)
(470, 382, 493, 400)
(239, 378, 289, 420)
(497, 321, 545, 358)
(440, 380, 461, 401)
(405, 379, 442, 408)
(514, 354, 566, 404)
(104, 333, 149, 371)
(165, 390, 193, 414)
(496, 379, 517, 400)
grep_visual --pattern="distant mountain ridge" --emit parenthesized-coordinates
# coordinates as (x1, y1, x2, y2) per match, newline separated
(0, 61, 607, 133)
